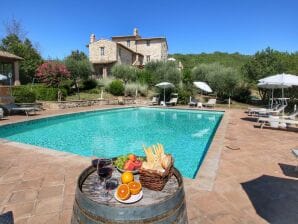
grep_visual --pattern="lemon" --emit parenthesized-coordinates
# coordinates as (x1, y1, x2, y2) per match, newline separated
(121, 171, 134, 184)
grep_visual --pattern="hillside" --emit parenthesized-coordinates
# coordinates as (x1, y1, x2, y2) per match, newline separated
(169, 52, 251, 70)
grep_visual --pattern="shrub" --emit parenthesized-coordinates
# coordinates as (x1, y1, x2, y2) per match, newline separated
(125, 83, 148, 97)
(177, 87, 192, 105)
(232, 86, 252, 103)
(109, 80, 124, 96)
(12, 86, 36, 103)
(60, 80, 74, 95)
(35, 61, 70, 87)
(83, 79, 98, 90)
(87, 88, 101, 94)
(31, 84, 67, 101)
(98, 76, 115, 91)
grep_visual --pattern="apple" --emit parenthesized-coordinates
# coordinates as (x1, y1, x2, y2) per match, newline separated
(124, 160, 134, 170)
(128, 154, 137, 162)
(133, 160, 142, 169)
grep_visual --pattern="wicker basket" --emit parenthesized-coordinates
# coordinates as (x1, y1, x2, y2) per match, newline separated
(139, 159, 173, 191)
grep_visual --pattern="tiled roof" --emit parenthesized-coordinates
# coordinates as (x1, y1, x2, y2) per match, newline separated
(0, 50, 23, 60)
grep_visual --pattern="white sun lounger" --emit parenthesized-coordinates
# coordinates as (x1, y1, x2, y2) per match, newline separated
(258, 117, 298, 129)
(203, 99, 216, 108)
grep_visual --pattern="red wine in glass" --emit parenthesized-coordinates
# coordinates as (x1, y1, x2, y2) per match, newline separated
(98, 167, 113, 180)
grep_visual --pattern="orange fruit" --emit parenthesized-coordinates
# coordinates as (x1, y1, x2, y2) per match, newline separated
(128, 181, 142, 195)
(121, 171, 134, 184)
(117, 184, 130, 200)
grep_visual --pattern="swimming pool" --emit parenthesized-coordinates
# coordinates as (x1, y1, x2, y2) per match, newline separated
(0, 107, 223, 178)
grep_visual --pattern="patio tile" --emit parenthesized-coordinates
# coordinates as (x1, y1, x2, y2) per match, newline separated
(60, 209, 72, 224)
(13, 178, 43, 191)
(8, 189, 38, 204)
(62, 194, 75, 210)
(34, 197, 63, 215)
(38, 185, 64, 200)
(27, 212, 60, 224)
(2, 202, 35, 219)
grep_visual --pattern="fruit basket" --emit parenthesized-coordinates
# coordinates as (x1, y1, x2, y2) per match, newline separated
(139, 143, 174, 191)
(113, 154, 144, 174)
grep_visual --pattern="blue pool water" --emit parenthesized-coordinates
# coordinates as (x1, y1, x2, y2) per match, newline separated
(0, 107, 223, 178)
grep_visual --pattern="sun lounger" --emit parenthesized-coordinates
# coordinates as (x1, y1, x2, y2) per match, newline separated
(249, 105, 287, 117)
(166, 94, 178, 106)
(281, 110, 298, 120)
(0, 108, 4, 119)
(2, 103, 39, 117)
(203, 99, 216, 108)
(150, 96, 159, 105)
(292, 149, 298, 172)
(258, 116, 298, 129)
(189, 98, 198, 107)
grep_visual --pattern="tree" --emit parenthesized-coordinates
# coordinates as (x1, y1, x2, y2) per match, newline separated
(67, 50, 88, 61)
(36, 61, 70, 88)
(242, 47, 285, 101)
(191, 63, 241, 99)
(0, 33, 43, 84)
(64, 50, 93, 99)
(242, 47, 284, 83)
(111, 64, 137, 84)
(144, 61, 181, 86)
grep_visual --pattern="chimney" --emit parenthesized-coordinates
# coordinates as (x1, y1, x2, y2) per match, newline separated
(90, 34, 96, 43)
(133, 28, 138, 36)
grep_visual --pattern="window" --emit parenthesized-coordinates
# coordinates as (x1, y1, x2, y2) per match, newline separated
(146, 55, 150, 62)
(146, 40, 150, 46)
(127, 40, 130, 47)
(100, 47, 105, 56)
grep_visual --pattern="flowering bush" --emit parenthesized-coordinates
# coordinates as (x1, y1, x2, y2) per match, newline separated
(36, 61, 70, 87)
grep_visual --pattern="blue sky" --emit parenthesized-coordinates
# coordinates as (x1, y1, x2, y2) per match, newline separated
(0, 0, 297, 59)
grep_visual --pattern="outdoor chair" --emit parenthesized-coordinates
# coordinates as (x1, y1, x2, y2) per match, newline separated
(258, 116, 298, 129)
(0, 108, 4, 119)
(2, 103, 39, 117)
(281, 109, 298, 120)
(292, 149, 298, 172)
(203, 99, 216, 108)
(189, 97, 198, 107)
(249, 104, 287, 117)
(150, 96, 159, 105)
(166, 94, 178, 106)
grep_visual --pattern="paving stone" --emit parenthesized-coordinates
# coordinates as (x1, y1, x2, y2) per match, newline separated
(27, 212, 60, 224)
(38, 185, 64, 200)
(2, 202, 35, 219)
(34, 197, 63, 215)
(8, 189, 38, 204)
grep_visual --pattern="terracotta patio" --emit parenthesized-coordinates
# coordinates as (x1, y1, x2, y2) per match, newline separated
(0, 105, 297, 224)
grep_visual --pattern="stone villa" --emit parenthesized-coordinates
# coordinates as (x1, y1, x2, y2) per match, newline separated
(87, 28, 168, 77)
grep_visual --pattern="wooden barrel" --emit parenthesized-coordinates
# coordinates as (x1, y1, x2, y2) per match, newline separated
(71, 165, 188, 224)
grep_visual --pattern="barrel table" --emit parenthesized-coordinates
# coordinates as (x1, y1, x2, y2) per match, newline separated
(71, 165, 188, 224)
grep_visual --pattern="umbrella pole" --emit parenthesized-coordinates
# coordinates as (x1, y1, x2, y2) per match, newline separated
(164, 87, 166, 106)
(271, 89, 274, 109)
(282, 87, 285, 115)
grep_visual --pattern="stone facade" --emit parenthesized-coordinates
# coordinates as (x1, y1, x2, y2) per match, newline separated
(88, 28, 167, 77)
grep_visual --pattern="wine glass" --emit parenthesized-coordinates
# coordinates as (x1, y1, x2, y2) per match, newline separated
(93, 158, 111, 191)
(98, 159, 114, 201)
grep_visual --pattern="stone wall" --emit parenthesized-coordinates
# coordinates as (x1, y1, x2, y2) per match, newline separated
(117, 45, 133, 65)
(136, 39, 166, 64)
(89, 39, 117, 63)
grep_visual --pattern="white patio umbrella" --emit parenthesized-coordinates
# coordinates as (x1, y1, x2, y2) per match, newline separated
(155, 82, 175, 106)
(257, 82, 291, 108)
(193, 81, 212, 93)
(258, 73, 298, 105)
(0, 74, 8, 81)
